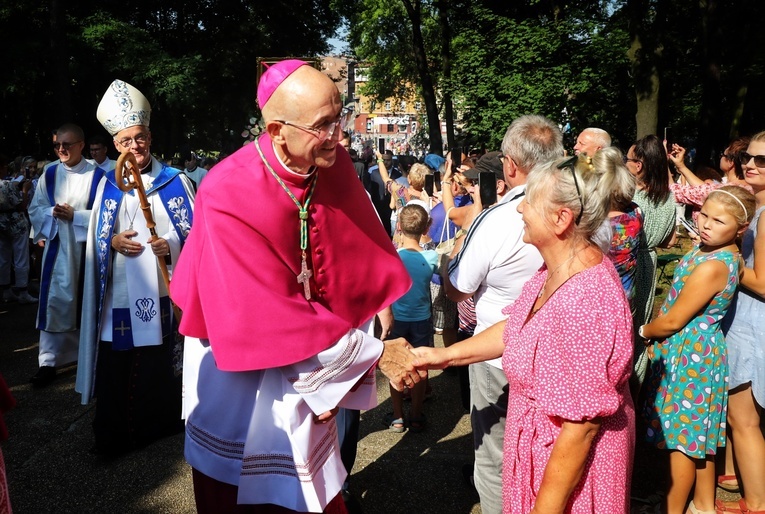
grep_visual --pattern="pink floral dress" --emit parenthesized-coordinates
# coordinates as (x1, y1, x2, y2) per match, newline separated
(501, 259, 634, 513)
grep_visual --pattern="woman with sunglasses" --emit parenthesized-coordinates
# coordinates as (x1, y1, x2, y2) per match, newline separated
(412, 152, 635, 513)
(625, 134, 678, 388)
(717, 132, 765, 514)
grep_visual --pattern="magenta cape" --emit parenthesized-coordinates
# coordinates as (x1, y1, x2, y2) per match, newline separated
(170, 135, 411, 371)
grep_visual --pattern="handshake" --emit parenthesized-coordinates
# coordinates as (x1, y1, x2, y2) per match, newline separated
(377, 338, 450, 391)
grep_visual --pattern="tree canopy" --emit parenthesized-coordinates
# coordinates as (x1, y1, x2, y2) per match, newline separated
(3, 0, 764, 167)
(0, 0, 340, 159)
(337, 0, 765, 164)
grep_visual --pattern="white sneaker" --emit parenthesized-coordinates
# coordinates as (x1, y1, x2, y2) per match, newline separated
(17, 291, 38, 304)
(2, 289, 18, 302)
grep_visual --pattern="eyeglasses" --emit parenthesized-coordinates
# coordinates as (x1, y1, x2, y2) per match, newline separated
(499, 155, 511, 165)
(623, 156, 642, 164)
(115, 133, 149, 148)
(557, 156, 584, 225)
(23, 166, 35, 172)
(90, 147, 106, 153)
(275, 117, 344, 143)
(740, 152, 765, 168)
(52, 141, 82, 151)
(722, 153, 737, 161)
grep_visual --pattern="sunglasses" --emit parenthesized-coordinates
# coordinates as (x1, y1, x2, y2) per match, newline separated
(556, 156, 584, 225)
(741, 152, 765, 168)
(53, 141, 82, 151)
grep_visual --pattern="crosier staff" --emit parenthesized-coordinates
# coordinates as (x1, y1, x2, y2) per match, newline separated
(115, 151, 182, 322)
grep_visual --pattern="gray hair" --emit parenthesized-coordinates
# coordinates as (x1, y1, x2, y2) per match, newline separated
(500, 115, 564, 172)
(526, 149, 634, 247)
(598, 146, 635, 211)
(582, 127, 612, 149)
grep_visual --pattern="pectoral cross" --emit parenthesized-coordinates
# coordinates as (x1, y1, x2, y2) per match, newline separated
(297, 252, 313, 301)
(115, 320, 131, 337)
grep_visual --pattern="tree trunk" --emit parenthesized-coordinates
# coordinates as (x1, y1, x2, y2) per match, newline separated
(626, 0, 663, 139)
(696, 0, 722, 167)
(436, 0, 455, 153)
(402, 0, 444, 154)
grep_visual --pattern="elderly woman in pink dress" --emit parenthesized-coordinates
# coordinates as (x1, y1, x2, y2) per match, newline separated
(414, 150, 635, 513)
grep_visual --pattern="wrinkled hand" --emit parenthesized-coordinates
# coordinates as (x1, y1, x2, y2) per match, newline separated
(149, 237, 170, 257)
(410, 346, 450, 371)
(379, 338, 427, 391)
(313, 407, 339, 424)
(52, 203, 74, 222)
(111, 230, 143, 256)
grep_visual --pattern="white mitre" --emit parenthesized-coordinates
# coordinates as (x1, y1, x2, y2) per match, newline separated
(97, 80, 151, 135)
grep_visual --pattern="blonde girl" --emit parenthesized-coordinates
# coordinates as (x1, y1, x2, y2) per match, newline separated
(640, 185, 756, 514)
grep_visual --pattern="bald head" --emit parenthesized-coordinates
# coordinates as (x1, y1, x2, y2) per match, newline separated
(263, 66, 338, 122)
(574, 128, 611, 156)
(263, 65, 343, 173)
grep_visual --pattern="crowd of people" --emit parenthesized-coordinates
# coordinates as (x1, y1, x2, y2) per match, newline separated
(0, 58, 764, 514)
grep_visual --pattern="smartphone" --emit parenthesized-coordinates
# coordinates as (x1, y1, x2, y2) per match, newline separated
(478, 171, 497, 208)
(424, 174, 434, 196)
(680, 217, 698, 237)
(452, 147, 462, 172)
(434, 170, 441, 184)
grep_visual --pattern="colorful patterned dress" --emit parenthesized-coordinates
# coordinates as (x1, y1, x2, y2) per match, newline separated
(608, 203, 643, 308)
(643, 247, 739, 458)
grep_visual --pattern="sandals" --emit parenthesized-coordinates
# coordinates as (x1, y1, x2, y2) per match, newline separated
(408, 415, 426, 433)
(383, 413, 405, 433)
(717, 474, 741, 493)
(715, 498, 765, 514)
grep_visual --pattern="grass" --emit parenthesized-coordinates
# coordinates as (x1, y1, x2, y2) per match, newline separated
(652, 230, 696, 317)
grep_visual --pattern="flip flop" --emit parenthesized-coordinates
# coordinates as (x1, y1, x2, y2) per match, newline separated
(717, 474, 740, 493)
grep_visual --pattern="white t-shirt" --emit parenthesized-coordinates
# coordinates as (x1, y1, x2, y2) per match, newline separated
(448, 185, 543, 368)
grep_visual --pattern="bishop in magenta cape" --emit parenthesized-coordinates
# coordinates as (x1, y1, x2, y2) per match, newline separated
(170, 133, 411, 371)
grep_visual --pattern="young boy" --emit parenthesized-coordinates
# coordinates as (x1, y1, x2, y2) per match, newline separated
(387, 204, 438, 432)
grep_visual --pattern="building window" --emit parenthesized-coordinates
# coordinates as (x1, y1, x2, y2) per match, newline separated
(400, 101, 406, 111)
(384, 101, 391, 112)
(415, 102, 422, 111)
(387, 124, 394, 133)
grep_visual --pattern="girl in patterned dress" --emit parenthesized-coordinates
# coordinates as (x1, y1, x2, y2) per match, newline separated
(640, 185, 756, 514)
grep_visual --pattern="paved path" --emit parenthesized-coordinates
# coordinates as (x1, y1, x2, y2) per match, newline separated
(1, 294, 743, 513)
(1, 299, 480, 513)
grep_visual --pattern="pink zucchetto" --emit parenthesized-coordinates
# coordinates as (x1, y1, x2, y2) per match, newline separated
(257, 59, 308, 110)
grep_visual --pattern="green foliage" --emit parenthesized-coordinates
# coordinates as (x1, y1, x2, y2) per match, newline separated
(336, 0, 765, 157)
(0, 0, 340, 158)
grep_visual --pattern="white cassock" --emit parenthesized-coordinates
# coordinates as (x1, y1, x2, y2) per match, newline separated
(28, 158, 102, 367)
(76, 157, 195, 404)
(183, 319, 382, 513)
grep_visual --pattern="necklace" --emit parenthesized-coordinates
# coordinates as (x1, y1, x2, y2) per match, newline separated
(537, 254, 576, 299)
(254, 139, 318, 301)
(125, 199, 140, 231)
